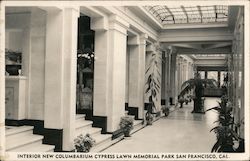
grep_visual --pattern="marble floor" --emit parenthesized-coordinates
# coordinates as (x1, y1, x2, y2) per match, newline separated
(103, 98, 220, 153)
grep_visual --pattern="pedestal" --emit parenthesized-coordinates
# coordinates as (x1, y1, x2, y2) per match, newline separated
(5, 76, 27, 120)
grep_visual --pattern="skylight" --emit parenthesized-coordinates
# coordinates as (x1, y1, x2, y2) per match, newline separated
(144, 5, 228, 25)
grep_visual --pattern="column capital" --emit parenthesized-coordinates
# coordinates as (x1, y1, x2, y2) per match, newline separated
(91, 17, 108, 31)
(64, 6, 80, 17)
(139, 33, 148, 45)
(127, 35, 140, 45)
(109, 15, 129, 35)
(146, 43, 154, 52)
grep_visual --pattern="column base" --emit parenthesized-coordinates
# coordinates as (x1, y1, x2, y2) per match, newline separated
(125, 106, 139, 120)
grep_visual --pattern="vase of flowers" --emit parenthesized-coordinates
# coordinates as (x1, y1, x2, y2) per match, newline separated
(74, 133, 96, 152)
(119, 116, 134, 137)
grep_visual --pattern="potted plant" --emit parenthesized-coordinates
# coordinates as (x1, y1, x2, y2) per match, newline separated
(206, 96, 240, 152)
(179, 72, 217, 113)
(161, 106, 170, 117)
(74, 133, 96, 152)
(119, 116, 134, 137)
(145, 111, 154, 125)
(145, 45, 162, 117)
(178, 96, 185, 108)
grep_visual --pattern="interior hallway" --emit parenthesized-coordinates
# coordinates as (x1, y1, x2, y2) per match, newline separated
(103, 98, 219, 153)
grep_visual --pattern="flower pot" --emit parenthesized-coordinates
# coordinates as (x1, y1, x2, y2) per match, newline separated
(162, 108, 169, 117)
(147, 120, 153, 125)
(124, 130, 131, 137)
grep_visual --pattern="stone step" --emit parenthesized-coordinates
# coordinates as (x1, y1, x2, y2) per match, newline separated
(131, 120, 145, 134)
(90, 134, 112, 152)
(128, 115, 135, 120)
(75, 114, 86, 120)
(6, 133, 44, 151)
(75, 119, 93, 129)
(9, 141, 55, 152)
(75, 126, 102, 137)
(6, 126, 34, 137)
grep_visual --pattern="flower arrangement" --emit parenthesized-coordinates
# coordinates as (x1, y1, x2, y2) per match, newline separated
(119, 116, 134, 137)
(74, 133, 96, 152)
(77, 48, 95, 68)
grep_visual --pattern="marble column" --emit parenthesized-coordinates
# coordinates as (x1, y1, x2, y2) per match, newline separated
(93, 15, 129, 132)
(161, 51, 166, 104)
(183, 59, 187, 83)
(170, 53, 177, 104)
(127, 34, 147, 119)
(178, 57, 182, 94)
(62, 7, 79, 151)
(28, 8, 47, 120)
(138, 34, 147, 118)
(91, 17, 109, 119)
(107, 15, 129, 132)
(164, 51, 171, 106)
(44, 7, 79, 151)
(175, 56, 180, 101)
(44, 8, 64, 129)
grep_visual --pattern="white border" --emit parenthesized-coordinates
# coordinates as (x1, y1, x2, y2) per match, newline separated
(1, 1, 249, 161)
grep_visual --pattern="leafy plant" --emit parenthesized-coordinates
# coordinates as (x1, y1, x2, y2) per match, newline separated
(180, 75, 218, 97)
(145, 48, 162, 112)
(119, 116, 134, 137)
(74, 133, 96, 152)
(179, 72, 218, 113)
(145, 111, 154, 125)
(161, 106, 170, 117)
(206, 96, 239, 152)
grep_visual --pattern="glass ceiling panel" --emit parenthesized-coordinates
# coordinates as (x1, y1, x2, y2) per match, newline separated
(144, 5, 228, 25)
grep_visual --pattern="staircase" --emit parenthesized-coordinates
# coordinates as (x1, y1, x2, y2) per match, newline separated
(75, 114, 113, 152)
(6, 126, 55, 152)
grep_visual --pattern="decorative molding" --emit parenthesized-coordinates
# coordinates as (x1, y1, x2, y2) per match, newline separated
(109, 15, 129, 35)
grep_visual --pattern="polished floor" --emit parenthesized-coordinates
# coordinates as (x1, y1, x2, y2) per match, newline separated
(103, 98, 220, 153)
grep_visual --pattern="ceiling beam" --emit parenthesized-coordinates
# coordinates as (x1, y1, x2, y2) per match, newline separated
(164, 6, 175, 23)
(162, 41, 231, 45)
(177, 47, 231, 55)
(159, 28, 233, 42)
(171, 43, 202, 49)
(197, 6, 203, 23)
(181, 6, 189, 23)
(204, 42, 232, 49)
(197, 66, 228, 71)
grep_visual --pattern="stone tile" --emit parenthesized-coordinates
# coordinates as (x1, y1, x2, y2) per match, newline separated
(103, 98, 219, 153)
